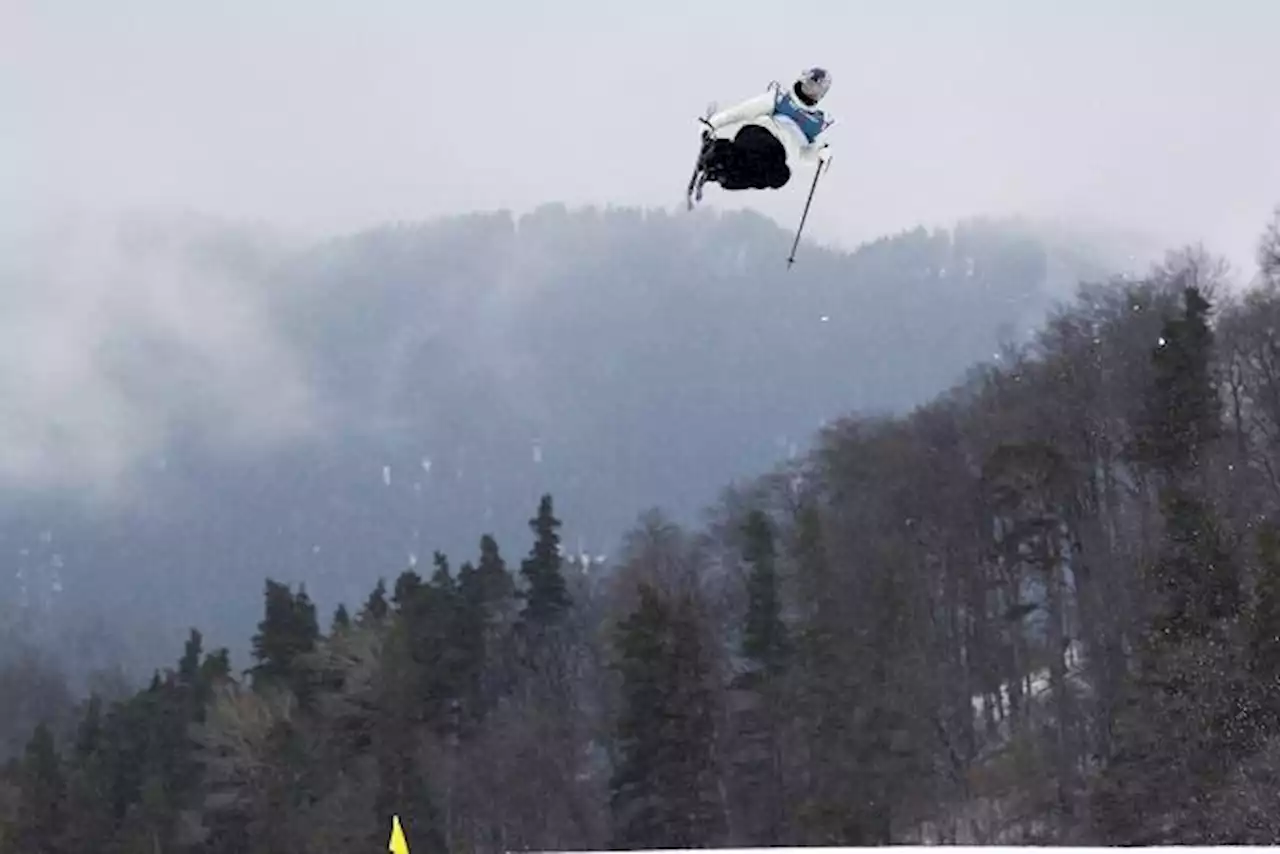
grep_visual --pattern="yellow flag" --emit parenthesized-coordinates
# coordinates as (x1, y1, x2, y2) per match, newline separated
(388, 814, 410, 854)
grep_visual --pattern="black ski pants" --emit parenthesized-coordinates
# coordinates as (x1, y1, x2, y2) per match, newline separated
(706, 124, 790, 190)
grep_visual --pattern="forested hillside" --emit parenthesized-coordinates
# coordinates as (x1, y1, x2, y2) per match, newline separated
(0, 207, 1098, 679)
(2, 207, 1278, 850)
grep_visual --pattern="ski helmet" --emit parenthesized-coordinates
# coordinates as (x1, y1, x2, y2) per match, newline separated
(796, 67, 831, 103)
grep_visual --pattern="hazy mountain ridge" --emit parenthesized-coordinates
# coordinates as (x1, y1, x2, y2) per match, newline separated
(0, 204, 1126, 674)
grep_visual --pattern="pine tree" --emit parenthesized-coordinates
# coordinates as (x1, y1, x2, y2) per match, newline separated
(1134, 284, 1221, 480)
(166, 629, 209, 795)
(359, 577, 390, 625)
(295, 585, 319, 637)
(454, 559, 488, 721)
(393, 568, 425, 612)
(1131, 285, 1240, 640)
(249, 579, 321, 700)
(428, 549, 468, 732)
(610, 583, 724, 849)
(1096, 284, 1244, 841)
(477, 534, 514, 604)
(332, 602, 352, 633)
(431, 550, 456, 592)
(201, 648, 231, 684)
(178, 628, 202, 690)
(456, 536, 516, 720)
(389, 557, 469, 732)
(520, 494, 571, 626)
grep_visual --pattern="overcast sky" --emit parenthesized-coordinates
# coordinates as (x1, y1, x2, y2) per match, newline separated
(5, 0, 1279, 273)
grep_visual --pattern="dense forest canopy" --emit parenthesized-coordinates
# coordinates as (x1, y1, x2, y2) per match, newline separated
(1, 203, 1278, 850)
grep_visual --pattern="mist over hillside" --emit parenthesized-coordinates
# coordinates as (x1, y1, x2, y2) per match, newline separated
(0, 204, 1128, 673)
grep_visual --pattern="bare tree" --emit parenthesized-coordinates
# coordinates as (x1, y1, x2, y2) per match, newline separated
(1260, 205, 1280, 286)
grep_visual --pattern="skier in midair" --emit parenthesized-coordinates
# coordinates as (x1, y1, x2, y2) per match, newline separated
(692, 67, 833, 197)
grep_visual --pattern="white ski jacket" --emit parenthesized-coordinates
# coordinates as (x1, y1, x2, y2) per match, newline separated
(706, 84, 832, 170)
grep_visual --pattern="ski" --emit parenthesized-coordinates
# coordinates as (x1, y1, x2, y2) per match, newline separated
(685, 103, 717, 210)
(686, 137, 711, 209)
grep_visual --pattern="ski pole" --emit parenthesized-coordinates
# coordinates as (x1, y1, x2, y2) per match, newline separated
(787, 154, 829, 269)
